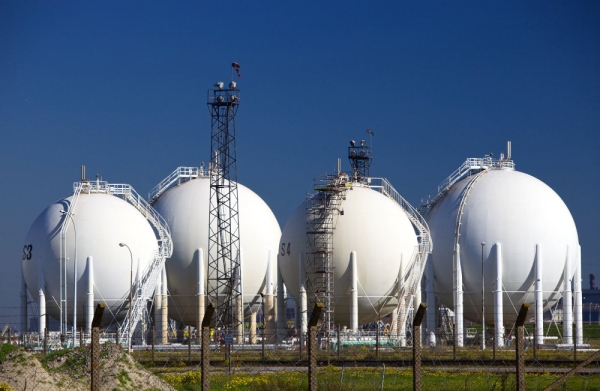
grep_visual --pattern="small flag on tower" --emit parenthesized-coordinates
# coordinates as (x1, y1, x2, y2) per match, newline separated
(232, 62, 242, 78)
(366, 128, 374, 136)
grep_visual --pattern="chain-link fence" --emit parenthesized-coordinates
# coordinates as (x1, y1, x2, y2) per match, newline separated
(2, 316, 600, 390)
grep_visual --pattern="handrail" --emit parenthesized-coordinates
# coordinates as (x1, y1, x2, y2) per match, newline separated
(419, 156, 515, 215)
(366, 177, 432, 339)
(148, 166, 206, 203)
(367, 177, 432, 255)
(73, 180, 172, 257)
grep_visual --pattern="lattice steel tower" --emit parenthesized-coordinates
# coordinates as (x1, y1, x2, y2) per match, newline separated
(206, 80, 242, 339)
(348, 139, 372, 182)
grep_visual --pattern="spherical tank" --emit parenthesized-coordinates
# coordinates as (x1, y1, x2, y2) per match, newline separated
(427, 168, 579, 325)
(152, 176, 281, 324)
(22, 193, 159, 326)
(278, 184, 419, 327)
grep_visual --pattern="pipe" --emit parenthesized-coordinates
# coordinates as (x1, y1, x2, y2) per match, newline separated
(574, 245, 583, 345)
(534, 244, 543, 346)
(250, 311, 257, 344)
(86, 256, 94, 335)
(350, 251, 358, 332)
(265, 250, 274, 340)
(161, 265, 168, 344)
(563, 246, 573, 344)
(494, 243, 504, 347)
(154, 262, 162, 343)
(236, 249, 243, 344)
(277, 260, 285, 343)
(426, 254, 436, 346)
(196, 248, 205, 343)
(454, 243, 464, 347)
(299, 253, 307, 335)
(38, 257, 45, 334)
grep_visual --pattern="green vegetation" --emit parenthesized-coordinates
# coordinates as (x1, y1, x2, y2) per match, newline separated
(0, 382, 14, 391)
(0, 344, 17, 362)
(160, 367, 600, 391)
(116, 369, 132, 386)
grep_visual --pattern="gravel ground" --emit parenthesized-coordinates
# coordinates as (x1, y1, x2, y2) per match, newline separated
(0, 343, 175, 391)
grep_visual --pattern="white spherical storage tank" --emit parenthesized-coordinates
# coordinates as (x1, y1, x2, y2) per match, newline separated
(151, 173, 281, 325)
(22, 190, 159, 328)
(427, 165, 580, 334)
(278, 182, 419, 328)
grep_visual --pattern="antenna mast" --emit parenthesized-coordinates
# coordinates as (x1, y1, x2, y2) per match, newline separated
(206, 73, 242, 342)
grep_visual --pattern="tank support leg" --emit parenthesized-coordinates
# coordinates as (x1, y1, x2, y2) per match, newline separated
(494, 243, 504, 347)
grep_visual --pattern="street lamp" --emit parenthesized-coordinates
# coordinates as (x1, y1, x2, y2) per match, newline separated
(60, 209, 77, 348)
(119, 242, 133, 353)
(481, 241, 486, 350)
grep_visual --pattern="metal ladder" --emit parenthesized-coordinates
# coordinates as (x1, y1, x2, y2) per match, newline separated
(58, 181, 83, 334)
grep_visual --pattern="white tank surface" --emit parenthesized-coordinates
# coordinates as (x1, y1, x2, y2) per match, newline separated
(278, 182, 419, 327)
(428, 165, 579, 325)
(22, 191, 159, 326)
(151, 171, 281, 324)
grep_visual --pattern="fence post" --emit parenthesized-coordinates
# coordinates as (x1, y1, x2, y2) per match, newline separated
(116, 328, 119, 346)
(188, 325, 192, 364)
(337, 325, 340, 361)
(308, 302, 323, 391)
(201, 303, 215, 391)
(453, 323, 456, 360)
(80, 327, 83, 347)
(574, 325, 577, 362)
(152, 326, 155, 362)
(413, 303, 427, 391)
(515, 302, 529, 391)
(91, 302, 106, 391)
(43, 328, 48, 357)
(376, 315, 380, 361)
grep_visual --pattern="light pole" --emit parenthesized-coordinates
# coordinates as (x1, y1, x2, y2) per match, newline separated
(60, 209, 77, 348)
(119, 243, 133, 353)
(481, 241, 486, 350)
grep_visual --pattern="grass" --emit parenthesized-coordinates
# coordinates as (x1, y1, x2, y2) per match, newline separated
(0, 344, 18, 362)
(159, 367, 600, 391)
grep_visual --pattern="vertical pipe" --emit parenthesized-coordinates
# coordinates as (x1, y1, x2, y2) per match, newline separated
(350, 251, 358, 332)
(86, 256, 94, 335)
(426, 255, 436, 346)
(277, 262, 285, 343)
(196, 248, 206, 344)
(563, 246, 573, 344)
(250, 311, 257, 344)
(154, 265, 162, 345)
(299, 254, 307, 335)
(235, 251, 243, 344)
(21, 265, 28, 334)
(72, 219, 78, 348)
(535, 244, 544, 346)
(575, 245, 583, 345)
(265, 250, 274, 342)
(38, 257, 46, 334)
(454, 243, 464, 347)
(494, 243, 504, 347)
(398, 255, 406, 346)
(161, 266, 168, 344)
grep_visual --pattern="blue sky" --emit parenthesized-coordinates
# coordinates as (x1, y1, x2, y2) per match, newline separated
(1, 1, 598, 329)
